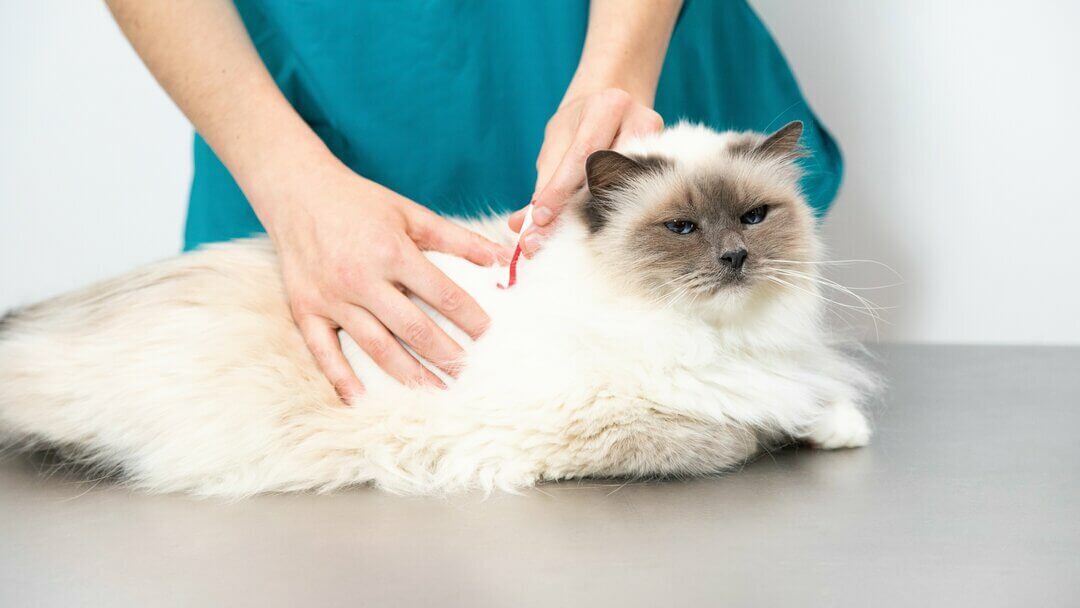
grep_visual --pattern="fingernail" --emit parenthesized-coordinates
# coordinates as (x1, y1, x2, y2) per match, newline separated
(418, 374, 446, 389)
(521, 232, 540, 256)
(472, 318, 491, 339)
(532, 206, 553, 226)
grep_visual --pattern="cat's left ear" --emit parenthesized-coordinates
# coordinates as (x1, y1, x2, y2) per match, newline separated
(756, 120, 805, 160)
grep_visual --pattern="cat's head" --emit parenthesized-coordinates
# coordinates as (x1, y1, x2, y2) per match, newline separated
(575, 121, 820, 316)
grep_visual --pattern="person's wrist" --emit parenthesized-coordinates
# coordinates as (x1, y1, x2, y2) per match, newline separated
(561, 69, 657, 109)
(238, 136, 349, 240)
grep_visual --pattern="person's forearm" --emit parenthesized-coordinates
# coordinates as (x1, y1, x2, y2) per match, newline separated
(105, 0, 335, 227)
(564, 0, 683, 108)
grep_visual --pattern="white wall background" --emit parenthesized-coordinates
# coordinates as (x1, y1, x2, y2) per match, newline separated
(1, 1, 1078, 344)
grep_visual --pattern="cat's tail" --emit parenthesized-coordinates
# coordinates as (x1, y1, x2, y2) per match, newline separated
(0, 304, 58, 456)
(0, 259, 226, 475)
(0, 307, 18, 337)
(0, 304, 73, 446)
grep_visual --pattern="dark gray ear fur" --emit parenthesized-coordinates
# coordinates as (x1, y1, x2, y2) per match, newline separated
(581, 150, 652, 233)
(756, 120, 805, 160)
(585, 150, 648, 196)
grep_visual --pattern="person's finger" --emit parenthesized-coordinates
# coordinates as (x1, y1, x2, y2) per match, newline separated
(410, 209, 512, 265)
(296, 314, 364, 404)
(531, 89, 632, 228)
(402, 249, 490, 340)
(367, 288, 466, 377)
(507, 207, 529, 233)
(518, 222, 559, 257)
(612, 106, 664, 149)
(533, 127, 572, 197)
(337, 305, 444, 388)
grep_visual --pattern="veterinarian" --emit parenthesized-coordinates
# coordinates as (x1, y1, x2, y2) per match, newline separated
(106, 0, 841, 399)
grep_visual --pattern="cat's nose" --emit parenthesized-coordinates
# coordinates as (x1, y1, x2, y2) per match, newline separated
(719, 248, 748, 272)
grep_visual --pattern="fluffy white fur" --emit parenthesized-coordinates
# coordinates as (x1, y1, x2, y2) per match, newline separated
(0, 124, 874, 496)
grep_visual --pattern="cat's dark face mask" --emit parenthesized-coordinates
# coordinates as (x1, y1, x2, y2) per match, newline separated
(579, 122, 819, 310)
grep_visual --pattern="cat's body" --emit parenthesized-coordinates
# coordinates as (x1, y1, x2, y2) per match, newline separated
(0, 123, 874, 496)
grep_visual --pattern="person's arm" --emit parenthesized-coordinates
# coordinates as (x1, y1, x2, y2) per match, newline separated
(106, 0, 509, 401)
(510, 0, 683, 255)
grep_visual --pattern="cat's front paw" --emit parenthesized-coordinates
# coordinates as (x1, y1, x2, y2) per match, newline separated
(806, 400, 871, 449)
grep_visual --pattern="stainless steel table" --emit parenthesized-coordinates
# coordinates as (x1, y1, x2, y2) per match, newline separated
(1, 345, 1077, 607)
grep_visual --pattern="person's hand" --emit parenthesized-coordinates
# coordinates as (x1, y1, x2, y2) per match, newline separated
(509, 88, 664, 256)
(259, 160, 511, 403)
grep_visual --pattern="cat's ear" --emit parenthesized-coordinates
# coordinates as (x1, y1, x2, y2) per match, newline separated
(756, 120, 805, 160)
(585, 150, 650, 196)
(582, 150, 656, 233)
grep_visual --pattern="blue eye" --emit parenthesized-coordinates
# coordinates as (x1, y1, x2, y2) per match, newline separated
(740, 206, 769, 225)
(664, 220, 696, 235)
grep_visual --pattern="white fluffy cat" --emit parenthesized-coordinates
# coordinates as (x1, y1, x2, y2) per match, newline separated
(0, 122, 874, 496)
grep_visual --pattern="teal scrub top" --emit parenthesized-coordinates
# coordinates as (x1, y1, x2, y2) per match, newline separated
(184, 0, 842, 250)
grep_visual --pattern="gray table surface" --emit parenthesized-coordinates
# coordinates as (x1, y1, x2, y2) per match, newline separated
(1, 345, 1077, 607)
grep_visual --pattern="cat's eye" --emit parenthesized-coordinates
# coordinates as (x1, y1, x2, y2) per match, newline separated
(664, 220, 697, 235)
(740, 205, 769, 225)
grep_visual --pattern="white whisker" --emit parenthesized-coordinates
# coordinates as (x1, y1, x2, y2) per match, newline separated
(766, 268, 896, 311)
(764, 275, 885, 340)
(764, 258, 903, 279)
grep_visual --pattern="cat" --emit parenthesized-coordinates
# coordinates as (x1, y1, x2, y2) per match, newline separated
(0, 121, 875, 496)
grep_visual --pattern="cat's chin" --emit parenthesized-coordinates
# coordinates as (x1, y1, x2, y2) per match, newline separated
(683, 274, 798, 326)
(683, 282, 757, 321)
